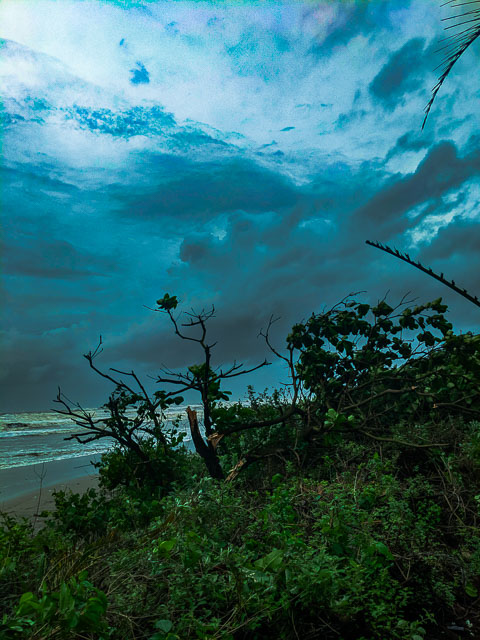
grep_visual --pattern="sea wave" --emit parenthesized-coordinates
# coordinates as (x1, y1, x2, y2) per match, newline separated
(0, 427, 81, 438)
(0, 447, 111, 470)
(0, 405, 205, 431)
(0, 403, 216, 470)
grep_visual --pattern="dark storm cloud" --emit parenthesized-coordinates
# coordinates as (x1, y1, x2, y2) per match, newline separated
(107, 203, 377, 376)
(352, 141, 480, 237)
(369, 38, 431, 109)
(385, 130, 434, 160)
(106, 309, 276, 374)
(421, 217, 480, 262)
(398, 221, 480, 326)
(0, 163, 80, 197)
(308, 0, 401, 56)
(3, 238, 114, 280)
(171, 130, 230, 150)
(126, 157, 303, 219)
(66, 198, 480, 395)
(130, 61, 150, 84)
(0, 328, 113, 411)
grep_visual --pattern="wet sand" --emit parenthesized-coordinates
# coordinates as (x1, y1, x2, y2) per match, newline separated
(0, 455, 101, 527)
(0, 473, 100, 524)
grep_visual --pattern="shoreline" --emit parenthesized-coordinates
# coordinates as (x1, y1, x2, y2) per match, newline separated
(0, 453, 102, 502)
(0, 454, 102, 526)
(0, 473, 100, 526)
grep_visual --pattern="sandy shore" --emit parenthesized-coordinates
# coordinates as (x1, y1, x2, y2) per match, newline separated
(0, 455, 102, 528)
(0, 473, 100, 525)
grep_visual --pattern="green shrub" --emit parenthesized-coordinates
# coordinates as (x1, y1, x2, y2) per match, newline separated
(0, 571, 110, 639)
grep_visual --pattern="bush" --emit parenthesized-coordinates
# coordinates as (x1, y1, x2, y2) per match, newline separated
(0, 571, 110, 639)
(93, 438, 194, 499)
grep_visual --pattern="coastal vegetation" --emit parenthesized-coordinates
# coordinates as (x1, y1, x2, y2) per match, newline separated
(2, 1, 480, 637)
(1, 284, 480, 639)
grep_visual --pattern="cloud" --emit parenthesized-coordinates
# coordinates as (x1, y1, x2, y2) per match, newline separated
(130, 61, 150, 85)
(308, 1, 404, 56)
(3, 237, 114, 280)
(369, 37, 431, 109)
(124, 156, 303, 220)
(0, 327, 113, 412)
(70, 104, 175, 137)
(352, 141, 480, 237)
(386, 130, 434, 160)
(421, 217, 480, 262)
(170, 129, 230, 151)
(335, 108, 368, 130)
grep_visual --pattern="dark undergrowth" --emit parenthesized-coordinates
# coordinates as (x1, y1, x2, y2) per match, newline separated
(1, 417, 480, 640)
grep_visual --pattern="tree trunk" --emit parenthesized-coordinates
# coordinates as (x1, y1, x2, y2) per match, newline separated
(186, 407, 224, 479)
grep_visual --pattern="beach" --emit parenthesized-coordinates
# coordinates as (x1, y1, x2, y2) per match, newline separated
(0, 474, 100, 525)
(0, 407, 197, 528)
(0, 454, 101, 526)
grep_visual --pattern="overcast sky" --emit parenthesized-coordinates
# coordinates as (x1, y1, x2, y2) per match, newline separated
(1, 0, 479, 412)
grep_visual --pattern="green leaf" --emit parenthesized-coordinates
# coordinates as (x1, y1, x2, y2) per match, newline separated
(254, 548, 284, 572)
(16, 592, 40, 615)
(155, 619, 173, 633)
(271, 473, 283, 486)
(356, 303, 370, 317)
(371, 541, 393, 560)
(372, 301, 393, 317)
(156, 538, 176, 557)
(58, 583, 75, 615)
(183, 549, 202, 568)
(156, 294, 178, 311)
(465, 583, 478, 598)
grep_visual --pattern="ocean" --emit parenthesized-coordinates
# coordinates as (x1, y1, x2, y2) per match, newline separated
(0, 406, 200, 471)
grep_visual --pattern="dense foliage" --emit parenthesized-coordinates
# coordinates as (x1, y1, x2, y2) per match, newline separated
(1, 294, 479, 639)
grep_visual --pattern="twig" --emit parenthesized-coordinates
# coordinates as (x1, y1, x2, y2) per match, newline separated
(33, 462, 47, 530)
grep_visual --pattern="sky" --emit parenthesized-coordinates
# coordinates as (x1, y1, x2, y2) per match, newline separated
(0, 0, 479, 412)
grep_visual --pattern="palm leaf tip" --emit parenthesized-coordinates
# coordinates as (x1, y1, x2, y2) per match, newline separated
(423, 0, 480, 128)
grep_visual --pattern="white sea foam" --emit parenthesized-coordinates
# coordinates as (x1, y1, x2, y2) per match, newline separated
(0, 405, 206, 470)
(0, 429, 79, 438)
(0, 447, 111, 470)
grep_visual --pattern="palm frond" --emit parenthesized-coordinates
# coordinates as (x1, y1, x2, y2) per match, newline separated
(366, 239, 480, 308)
(423, 0, 480, 128)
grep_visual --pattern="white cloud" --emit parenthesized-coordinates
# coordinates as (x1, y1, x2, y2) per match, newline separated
(0, 0, 444, 158)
